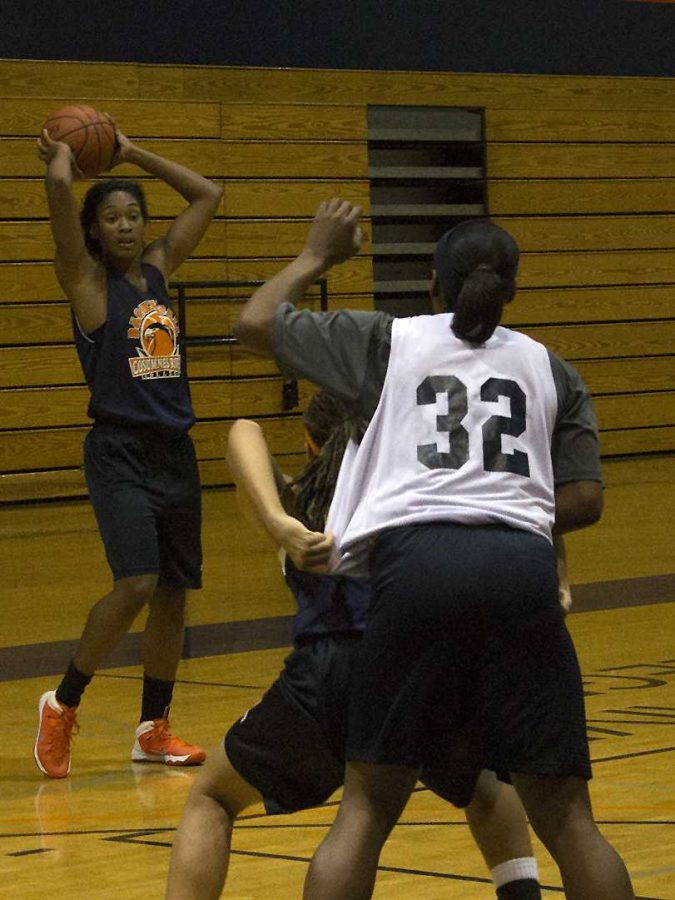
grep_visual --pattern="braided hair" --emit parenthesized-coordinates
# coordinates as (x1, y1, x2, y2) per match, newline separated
(433, 220, 519, 345)
(80, 178, 149, 260)
(290, 390, 353, 532)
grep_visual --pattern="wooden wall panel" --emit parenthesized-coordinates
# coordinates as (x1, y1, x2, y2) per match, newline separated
(220, 142, 367, 178)
(0, 59, 672, 502)
(0, 61, 140, 98)
(225, 180, 370, 217)
(521, 321, 675, 360)
(220, 104, 366, 141)
(0, 285, 666, 351)
(0, 179, 224, 220)
(0, 385, 669, 443)
(1, 334, 670, 391)
(486, 107, 675, 142)
(489, 179, 675, 215)
(0, 417, 304, 474)
(517, 251, 675, 289)
(574, 357, 675, 395)
(140, 64, 675, 111)
(225, 219, 371, 258)
(0, 303, 71, 344)
(227, 257, 372, 294)
(489, 143, 675, 178)
(503, 286, 675, 325)
(595, 392, 675, 431)
(599, 426, 675, 456)
(0, 220, 225, 261)
(494, 215, 675, 252)
(3, 430, 670, 503)
(1, 97, 221, 138)
(0, 379, 312, 430)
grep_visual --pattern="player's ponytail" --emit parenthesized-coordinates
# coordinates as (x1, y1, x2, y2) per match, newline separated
(452, 262, 510, 344)
(433, 220, 519, 345)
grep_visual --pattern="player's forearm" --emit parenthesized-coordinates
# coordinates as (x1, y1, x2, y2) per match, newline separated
(44, 157, 87, 262)
(227, 420, 292, 541)
(45, 150, 75, 190)
(233, 252, 326, 357)
(124, 143, 222, 206)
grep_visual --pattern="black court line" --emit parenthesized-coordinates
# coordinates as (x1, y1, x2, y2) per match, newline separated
(97, 672, 264, 691)
(6, 848, 54, 857)
(3, 827, 668, 897)
(5, 817, 672, 842)
(0, 827, 174, 839)
(233, 818, 674, 830)
(591, 744, 675, 764)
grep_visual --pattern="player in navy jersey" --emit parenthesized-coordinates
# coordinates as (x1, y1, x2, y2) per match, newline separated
(167, 390, 544, 900)
(233, 201, 634, 898)
(34, 122, 222, 779)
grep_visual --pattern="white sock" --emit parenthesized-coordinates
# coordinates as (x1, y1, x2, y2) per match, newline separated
(491, 857, 539, 888)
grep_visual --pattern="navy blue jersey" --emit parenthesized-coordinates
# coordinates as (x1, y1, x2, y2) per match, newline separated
(73, 263, 195, 434)
(284, 556, 370, 643)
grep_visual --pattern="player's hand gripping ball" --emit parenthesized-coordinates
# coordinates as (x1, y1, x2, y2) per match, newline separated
(43, 105, 117, 177)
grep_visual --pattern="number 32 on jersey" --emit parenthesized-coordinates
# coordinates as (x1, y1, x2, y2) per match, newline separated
(416, 375, 530, 477)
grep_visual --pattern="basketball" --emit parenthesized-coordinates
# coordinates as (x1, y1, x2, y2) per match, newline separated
(43, 105, 117, 177)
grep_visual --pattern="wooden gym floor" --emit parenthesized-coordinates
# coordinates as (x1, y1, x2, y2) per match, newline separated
(1, 490, 674, 898)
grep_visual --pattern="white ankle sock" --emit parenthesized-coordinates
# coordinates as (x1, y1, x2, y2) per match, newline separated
(491, 856, 539, 888)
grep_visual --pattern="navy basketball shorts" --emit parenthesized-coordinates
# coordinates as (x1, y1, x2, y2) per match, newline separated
(346, 522, 591, 782)
(84, 425, 202, 589)
(225, 635, 359, 815)
(224, 633, 481, 815)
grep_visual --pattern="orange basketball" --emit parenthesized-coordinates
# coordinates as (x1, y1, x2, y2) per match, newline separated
(43, 105, 117, 177)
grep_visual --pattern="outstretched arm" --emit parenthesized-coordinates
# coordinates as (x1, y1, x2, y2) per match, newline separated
(227, 419, 333, 572)
(111, 127, 222, 278)
(233, 198, 364, 357)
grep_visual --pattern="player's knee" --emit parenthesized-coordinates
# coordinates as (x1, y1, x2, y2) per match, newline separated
(513, 774, 594, 850)
(115, 574, 158, 609)
(192, 750, 259, 823)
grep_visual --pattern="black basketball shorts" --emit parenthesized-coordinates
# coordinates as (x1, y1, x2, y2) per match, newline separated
(84, 425, 202, 589)
(347, 522, 591, 782)
(225, 632, 482, 815)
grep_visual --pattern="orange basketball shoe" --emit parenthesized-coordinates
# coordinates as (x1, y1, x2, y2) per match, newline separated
(34, 690, 79, 778)
(131, 717, 206, 766)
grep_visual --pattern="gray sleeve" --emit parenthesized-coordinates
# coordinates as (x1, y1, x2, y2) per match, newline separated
(547, 351, 603, 485)
(272, 303, 392, 423)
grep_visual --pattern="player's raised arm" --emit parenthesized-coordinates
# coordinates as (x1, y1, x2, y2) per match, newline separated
(233, 198, 364, 357)
(109, 125, 223, 279)
(37, 129, 106, 331)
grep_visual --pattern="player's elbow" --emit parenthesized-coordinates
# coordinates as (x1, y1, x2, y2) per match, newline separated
(203, 181, 223, 211)
(227, 419, 261, 454)
(232, 309, 274, 355)
(554, 481, 603, 534)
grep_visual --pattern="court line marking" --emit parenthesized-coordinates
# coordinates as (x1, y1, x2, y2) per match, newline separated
(591, 744, 675, 764)
(94, 835, 668, 898)
(97, 672, 264, 690)
(3, 818, 672, 841)
(3, 824, 669, 897)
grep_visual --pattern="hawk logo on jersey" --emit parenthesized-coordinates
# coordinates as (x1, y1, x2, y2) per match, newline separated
(127, 299, 181, 379)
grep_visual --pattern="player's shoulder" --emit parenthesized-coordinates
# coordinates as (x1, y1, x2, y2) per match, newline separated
(545, 349, 588, 393)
